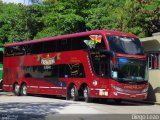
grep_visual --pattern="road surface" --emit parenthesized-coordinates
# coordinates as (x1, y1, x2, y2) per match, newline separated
(0, 92, 160, 120)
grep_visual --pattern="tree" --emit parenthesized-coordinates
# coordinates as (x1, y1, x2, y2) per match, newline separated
(34, 0, 85, 39)
(140, 0, 160, 36)
(0, 1, 44, 44)
(0, 0, 159, 45)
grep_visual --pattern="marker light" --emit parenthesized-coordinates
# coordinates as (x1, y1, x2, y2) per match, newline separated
(93, 80, 98, 86)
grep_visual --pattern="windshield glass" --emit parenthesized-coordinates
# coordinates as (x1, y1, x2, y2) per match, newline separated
(113, 58, 148, 83)
(107, 35, 144, 55)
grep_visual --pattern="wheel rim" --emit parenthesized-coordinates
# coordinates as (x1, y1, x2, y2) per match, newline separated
(83, 88, 88, 98)
(22, 85, 27, 95)
(14, 84, 19, 93)
(71, 87, 75, 98)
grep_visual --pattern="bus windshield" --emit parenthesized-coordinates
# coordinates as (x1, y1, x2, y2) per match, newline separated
(112, 58, 148, 83)
(107, 35, 144, 55)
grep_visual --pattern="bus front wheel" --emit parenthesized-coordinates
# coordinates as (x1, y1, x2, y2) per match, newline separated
(20, 84, 27, 96)
(83, 86, 91, 103)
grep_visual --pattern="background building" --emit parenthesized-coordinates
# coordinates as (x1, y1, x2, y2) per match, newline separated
(141, 33, 160, 103)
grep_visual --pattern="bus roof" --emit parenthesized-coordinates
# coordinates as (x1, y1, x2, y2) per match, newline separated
(5, 30, 137, 47)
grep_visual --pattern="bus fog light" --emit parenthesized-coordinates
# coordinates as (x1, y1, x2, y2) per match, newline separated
(92, 80, 98, 86)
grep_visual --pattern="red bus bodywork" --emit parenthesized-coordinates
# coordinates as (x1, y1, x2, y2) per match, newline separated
(3, 30, 148, 101)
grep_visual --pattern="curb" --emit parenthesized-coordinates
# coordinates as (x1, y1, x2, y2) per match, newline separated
(126, 99, 160, 105)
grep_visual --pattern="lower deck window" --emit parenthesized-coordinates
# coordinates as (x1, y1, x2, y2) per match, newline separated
(23, 64, 85, 78)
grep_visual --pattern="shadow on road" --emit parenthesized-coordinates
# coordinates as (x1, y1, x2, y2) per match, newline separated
(90, 98, 154, 106)
(0, 102, 71, 120)
(29, 94, 155, 106)
(0, 92, 155, 108)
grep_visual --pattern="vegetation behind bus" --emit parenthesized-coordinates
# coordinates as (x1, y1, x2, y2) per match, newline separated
(0, 0, 159, 45)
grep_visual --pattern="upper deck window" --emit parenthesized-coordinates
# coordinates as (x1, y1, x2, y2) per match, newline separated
(107, 35, 144, 55)
(5, 34, 106, 57)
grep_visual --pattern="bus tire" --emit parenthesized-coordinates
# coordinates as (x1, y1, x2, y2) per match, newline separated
(83, 86, 91, 103)
(68, 85, 78, 101)
(13, 83, 20, 96)
(20, 84, 27, 96)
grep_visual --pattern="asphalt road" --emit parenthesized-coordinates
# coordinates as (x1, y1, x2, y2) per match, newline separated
(0, 92, 160, 120)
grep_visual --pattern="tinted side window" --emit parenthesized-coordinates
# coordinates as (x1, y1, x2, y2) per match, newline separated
(43, 40, 57, 53)
(68, 64, 86, 78)
(24, 44, 32, 55)
(23, 64, 85, 78)
(31, 43, 43, 54)
(5, 45, 25, 57)
(5, 34, 106, 57)
(57, 39, 72, 52)
(59, 64, 70, 78)
(71, 35, 106, 50)
(90, 49, 110, 77)
(24, 65, 58, 79)
(72, 37, 88, 50)
(95, 38, 106, 49)
(59, 64, 86, 78)
(5, 47, 13, 57)
(13, 46, 25, 56)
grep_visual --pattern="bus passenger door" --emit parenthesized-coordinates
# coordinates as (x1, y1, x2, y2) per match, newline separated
(89, 49, 110, 77)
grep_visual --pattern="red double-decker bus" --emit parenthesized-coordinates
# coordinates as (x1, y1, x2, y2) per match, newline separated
(3, 30, 148, 102)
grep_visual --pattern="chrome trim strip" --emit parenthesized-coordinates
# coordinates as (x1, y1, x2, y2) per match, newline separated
(28, 86, 38, 88)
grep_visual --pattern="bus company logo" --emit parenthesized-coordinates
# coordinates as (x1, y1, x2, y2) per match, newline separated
(123, 85, 145, 90)
(38, 53, 61, 65)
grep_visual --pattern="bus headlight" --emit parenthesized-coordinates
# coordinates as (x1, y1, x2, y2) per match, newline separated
(93, 80, 98, 86)
(111, 84, 123, 92)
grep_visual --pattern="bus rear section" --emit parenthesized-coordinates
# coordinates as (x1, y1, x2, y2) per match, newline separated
(2, 30, 148, 102)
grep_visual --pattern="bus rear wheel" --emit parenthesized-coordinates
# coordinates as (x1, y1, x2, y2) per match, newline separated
(83, 86, 91, 103)
(68, 85, 78, 101)
(20, 84, 27, 96)
(13, 83, 20, 96)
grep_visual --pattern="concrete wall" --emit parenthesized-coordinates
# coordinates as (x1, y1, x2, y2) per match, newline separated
(141, 35, 160, 52)
(147, 70, 160, 102)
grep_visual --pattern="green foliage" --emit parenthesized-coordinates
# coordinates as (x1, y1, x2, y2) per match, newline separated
(0, 2, 44, 44)
(0, 0, 159, 44)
